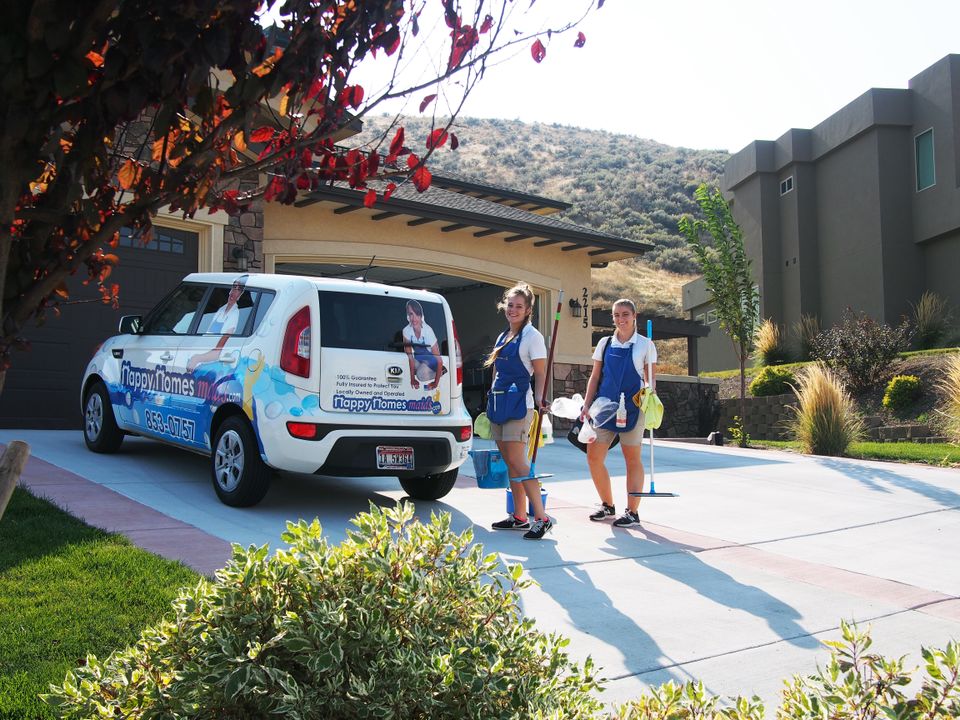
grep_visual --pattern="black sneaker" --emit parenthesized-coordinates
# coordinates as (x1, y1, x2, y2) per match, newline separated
(588, 503, 616, 521)
(492, 515, 530, 531)
(612, 510, 641, 528)
(523, 517, 554, 540)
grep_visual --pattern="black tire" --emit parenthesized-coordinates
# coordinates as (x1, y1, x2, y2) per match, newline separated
(210, 416, 273, 507)
(82, 381, 124, 453)
(399, 468, 459, 500)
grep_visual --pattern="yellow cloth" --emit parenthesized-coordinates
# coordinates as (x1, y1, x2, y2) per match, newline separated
(473, 412, 492, 440)
(635, 388, 664, 430)
(526, 413, 546, 459)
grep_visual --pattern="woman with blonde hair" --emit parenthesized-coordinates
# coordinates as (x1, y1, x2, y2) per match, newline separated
(580, 298, 656, 528)
(484, 283, 552, 540)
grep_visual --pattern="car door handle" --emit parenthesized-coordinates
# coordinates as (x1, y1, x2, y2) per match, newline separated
(160, 352, 174, 362)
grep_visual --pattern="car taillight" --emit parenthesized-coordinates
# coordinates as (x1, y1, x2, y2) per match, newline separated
(281, 306, 311, 377)
(287, 421, 318, 439)
(452, 319, 463, 386)
(458, 425, 472, 442)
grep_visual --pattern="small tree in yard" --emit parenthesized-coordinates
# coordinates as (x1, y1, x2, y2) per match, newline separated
(679, 184, 759, 445)
(0, 0, 598, 509)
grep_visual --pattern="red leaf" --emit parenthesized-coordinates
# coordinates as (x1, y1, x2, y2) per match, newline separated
(426, 128, 448, 150)
(367, 149, 379, 176)
(574, 32, 586, 48)
(480, 15, 493, 33)
(306, 78, 324, 101)
(406, 153, 420, 170)
(389, 127, 405, 158)
(419, 94, 437, 113)
(531, 39, 546, 63)
(412, 165, 432, 192)
(384, 182, 397, 200)
(364, 189, 377, 208)
(450, 133, 459, 150)
(250, 127, 274, 143)
(340, 85, 364, 109)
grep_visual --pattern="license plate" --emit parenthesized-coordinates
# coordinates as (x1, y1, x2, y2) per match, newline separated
(377, 445, 414, 470)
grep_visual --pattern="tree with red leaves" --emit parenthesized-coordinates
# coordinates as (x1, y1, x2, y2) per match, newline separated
(0, 0, 597, 394)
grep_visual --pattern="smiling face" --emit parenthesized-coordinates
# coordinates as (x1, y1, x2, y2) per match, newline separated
(504, 292, 531, 327)
(228, 282, 244, 305)
(612, 302, 636, 339)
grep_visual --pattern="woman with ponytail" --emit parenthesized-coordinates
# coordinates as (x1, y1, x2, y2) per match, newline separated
(484, 283, 553, 540)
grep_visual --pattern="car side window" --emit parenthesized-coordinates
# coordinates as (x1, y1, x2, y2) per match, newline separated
(143, 284, 208, 335)
(196, 284, 260, 336)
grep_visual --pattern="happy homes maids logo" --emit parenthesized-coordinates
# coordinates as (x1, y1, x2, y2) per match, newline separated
(332, 394, 442, 414)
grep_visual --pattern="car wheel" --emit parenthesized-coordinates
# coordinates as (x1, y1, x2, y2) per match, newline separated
(83, 381, 124, 453)
(211, 415, 272, 507)
(399, 468, 458, 500)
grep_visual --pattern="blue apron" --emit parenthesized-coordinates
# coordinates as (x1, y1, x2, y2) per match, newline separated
(597, 339, 644, 432)
(486, 326, 530, 425)
(411, 338, 438, 371)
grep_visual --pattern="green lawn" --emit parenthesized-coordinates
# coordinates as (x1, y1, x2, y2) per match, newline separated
(751, 439, 960, 466)
(0, 488, 200, 720)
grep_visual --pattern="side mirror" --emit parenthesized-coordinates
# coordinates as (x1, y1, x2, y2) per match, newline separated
(119, 315, 143, 334)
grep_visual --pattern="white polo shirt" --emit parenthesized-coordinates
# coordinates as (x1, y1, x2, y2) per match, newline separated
(592, 332, 657, 380)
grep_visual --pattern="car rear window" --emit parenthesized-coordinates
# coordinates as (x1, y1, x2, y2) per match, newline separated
(318, 291, 448, 353)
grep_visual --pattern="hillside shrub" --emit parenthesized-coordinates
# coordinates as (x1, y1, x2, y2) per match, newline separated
(882, 374, 922, 413)
(753, 318, 791, 366)
(791, 313, 820, 362)
(789, 363, 864, 456)
(937, 353, 960, 444)
(45, 504, 603, 720)
(749, 365, 796, 397)
(614, 621, 959, 719)
(911, 291, 953, 350)
(809, 309, 912, 394)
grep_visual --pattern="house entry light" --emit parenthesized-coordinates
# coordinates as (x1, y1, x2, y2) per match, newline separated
(568, 298, 583, 318)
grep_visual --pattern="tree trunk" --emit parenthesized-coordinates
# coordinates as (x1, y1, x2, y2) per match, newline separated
(0, 440, 30, 521)
(738, 349, 747, 447)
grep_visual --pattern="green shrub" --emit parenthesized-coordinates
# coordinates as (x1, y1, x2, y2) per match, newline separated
(789, 363, 864, 456)
(937, 353, 960, 444)
(810, 309, 912, 394)
(911, 291, 953, 350)
(882, 374, 922, 412)
(753, 318, 791, 365)
(614, 621, 960, 719)
(749, 365, 796, 397)
(45, 504, 603, 720)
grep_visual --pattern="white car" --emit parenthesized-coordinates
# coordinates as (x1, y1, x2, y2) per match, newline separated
(81, 272, 472, 506)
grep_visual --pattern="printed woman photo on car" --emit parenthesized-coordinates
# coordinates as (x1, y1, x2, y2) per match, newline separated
(402, 299, 445, 391)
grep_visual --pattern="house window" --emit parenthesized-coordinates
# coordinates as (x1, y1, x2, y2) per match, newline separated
(915, 128, 935, 191)
(695, 313, 706, 323)
(779, 176, 794, 196)
(119, 225, 188, 254)
(706, 310, 717, 324)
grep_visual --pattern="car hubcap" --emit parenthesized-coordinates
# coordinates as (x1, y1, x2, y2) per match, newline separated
(214, 429, 244, 493)
(85, 393, 103, 440)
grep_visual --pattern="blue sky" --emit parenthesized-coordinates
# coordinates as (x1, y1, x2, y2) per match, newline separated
(446, 0, 960, 152)
(264, 1, 960, 152)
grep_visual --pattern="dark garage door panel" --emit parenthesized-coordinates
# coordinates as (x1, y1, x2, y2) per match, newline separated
(0, 232, 199, 429)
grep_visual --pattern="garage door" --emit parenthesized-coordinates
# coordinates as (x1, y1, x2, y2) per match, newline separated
(0, 226, 199, 429)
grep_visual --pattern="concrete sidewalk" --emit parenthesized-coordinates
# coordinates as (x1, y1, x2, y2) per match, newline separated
(5, 428, 960, 709)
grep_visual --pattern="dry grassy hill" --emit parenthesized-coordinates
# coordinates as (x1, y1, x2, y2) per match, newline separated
(351, 115, 722, 372)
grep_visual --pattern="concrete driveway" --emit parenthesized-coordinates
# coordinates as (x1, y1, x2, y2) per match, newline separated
(4, 428, 960, 710)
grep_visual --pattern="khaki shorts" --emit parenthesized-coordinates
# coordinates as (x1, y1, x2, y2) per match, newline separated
(490, 409, 535, 444)
(595, 422, 645, 447)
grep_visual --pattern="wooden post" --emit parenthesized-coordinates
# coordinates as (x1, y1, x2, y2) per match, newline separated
(0, 441, 30, 521)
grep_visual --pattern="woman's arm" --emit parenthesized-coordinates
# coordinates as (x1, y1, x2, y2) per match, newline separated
(531, 357, 547, 409)
(579, 359, 603, 421)
(428, 342, 444, 389)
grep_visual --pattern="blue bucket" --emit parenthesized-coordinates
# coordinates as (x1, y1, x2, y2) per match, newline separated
(469, 449, 509, 489)
(506, 488, 548, 516)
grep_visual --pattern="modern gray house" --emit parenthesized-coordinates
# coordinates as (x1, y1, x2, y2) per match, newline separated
(684, 53, 960, 372)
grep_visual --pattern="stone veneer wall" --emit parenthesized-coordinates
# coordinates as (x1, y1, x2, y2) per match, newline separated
(717, 393, 797, 441)
(551, 363, 720, 438)
(223, 180, 264, 272)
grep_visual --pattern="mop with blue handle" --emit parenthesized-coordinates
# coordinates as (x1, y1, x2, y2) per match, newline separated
(630, 318, 677, 498)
